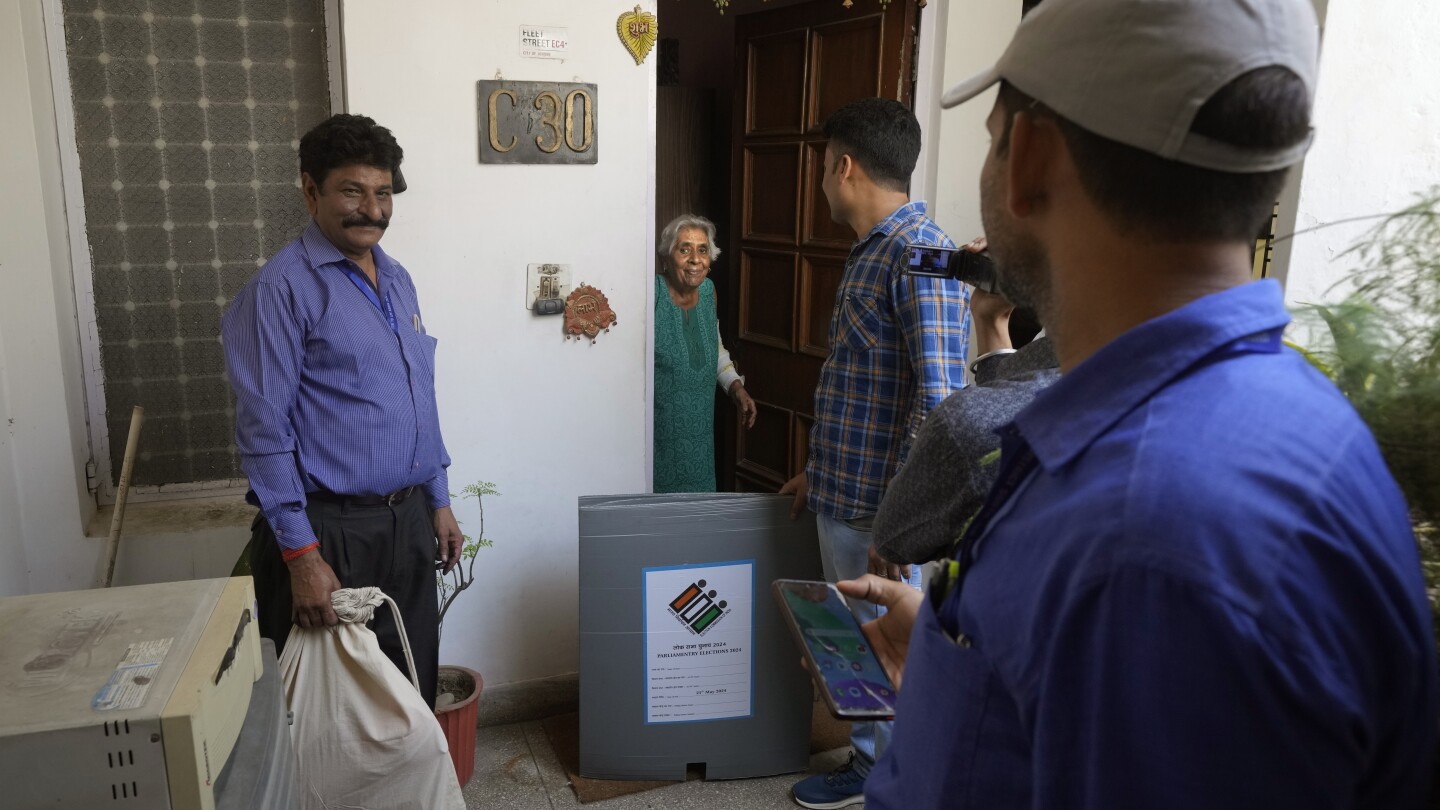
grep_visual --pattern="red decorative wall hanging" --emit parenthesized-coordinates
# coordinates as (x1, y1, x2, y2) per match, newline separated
(564, 284, 618, 343)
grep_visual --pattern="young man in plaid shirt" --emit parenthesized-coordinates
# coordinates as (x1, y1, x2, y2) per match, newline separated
(781, 97, 971, 808)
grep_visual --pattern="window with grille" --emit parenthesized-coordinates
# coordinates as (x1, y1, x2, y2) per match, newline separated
(1253, 203, 1280, 280)
(58, 0, 332, 490)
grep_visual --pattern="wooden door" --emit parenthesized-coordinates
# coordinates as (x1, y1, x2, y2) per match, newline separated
(720, 0, 919, 492)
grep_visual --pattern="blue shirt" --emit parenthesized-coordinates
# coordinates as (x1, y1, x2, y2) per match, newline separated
(221, 222, 451, 550)
(807, 201, 970, 518)
(868, 280, 1437, 809)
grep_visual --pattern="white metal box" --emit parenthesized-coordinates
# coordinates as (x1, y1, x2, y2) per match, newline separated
(0, 577, 262, 809)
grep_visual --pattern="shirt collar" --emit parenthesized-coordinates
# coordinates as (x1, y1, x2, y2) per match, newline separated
(858, 200, 929, 246)
(1015, 279, 1292, 472)
(300, 219, 397, 281)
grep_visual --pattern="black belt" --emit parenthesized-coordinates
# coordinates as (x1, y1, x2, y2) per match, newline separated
(308, 486, 417, 508)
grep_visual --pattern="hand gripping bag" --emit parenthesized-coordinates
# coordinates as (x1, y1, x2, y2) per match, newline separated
(279, 587, 465, 810)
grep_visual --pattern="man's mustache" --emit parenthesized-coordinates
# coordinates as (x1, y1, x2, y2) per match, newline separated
(342, 215, 389, 229)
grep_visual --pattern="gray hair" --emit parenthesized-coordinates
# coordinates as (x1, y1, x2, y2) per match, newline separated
(658, 214, 722, 268)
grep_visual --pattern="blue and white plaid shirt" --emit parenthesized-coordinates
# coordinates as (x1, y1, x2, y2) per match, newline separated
(806, 201, 970, 519)
(222, 222, 451, 550)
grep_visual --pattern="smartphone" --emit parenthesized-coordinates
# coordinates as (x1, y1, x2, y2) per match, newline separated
(903, 243, 999, 293)
(772, 579, 898, 720)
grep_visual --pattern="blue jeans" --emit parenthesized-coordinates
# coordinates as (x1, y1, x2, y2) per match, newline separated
(815, 512, 923, 777)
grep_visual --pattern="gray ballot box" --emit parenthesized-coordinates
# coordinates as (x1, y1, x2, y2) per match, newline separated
(579, 493, 824, 780)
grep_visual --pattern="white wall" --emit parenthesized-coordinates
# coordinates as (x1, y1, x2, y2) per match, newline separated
(0, 0, 96, 598)
(1280, 0, 1440, 308)
(910, 0, 948, 207)
(341, 0, 657, 685)
(927, 0, 1021, 244)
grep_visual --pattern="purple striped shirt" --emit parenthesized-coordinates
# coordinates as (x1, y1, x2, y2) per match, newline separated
(221, 221, 450, 550)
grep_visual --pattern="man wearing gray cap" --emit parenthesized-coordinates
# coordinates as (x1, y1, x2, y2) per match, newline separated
(834, 0, 1439, 807)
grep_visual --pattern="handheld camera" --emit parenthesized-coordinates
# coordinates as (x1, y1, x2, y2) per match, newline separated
(903, 244, 999, 293)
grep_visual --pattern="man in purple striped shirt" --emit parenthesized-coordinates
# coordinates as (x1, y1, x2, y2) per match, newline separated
(222, 114, 460, 706)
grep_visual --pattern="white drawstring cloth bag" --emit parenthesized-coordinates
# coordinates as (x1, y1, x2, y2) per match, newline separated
(279, 587, 465, 810)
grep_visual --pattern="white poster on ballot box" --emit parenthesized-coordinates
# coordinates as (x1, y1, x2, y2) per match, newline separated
(643, 560, 755, 724)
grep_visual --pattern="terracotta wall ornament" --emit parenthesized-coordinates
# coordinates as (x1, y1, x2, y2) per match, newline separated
(564, 284, 619, 343)
(617, 5, 658, 65)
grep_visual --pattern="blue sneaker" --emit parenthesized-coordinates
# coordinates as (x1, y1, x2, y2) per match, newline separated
(791, 752, 866, 809)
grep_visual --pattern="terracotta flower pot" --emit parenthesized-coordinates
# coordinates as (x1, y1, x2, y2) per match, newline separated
(434, 664, 483, 787)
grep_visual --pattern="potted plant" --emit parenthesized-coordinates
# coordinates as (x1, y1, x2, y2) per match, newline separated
(1294, 191, 1440, 623)
(1291, 189, 1440, 805)
(434, 480, 498, 788)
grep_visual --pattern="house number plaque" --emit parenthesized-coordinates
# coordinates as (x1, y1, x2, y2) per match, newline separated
(477, 80, 598, 165)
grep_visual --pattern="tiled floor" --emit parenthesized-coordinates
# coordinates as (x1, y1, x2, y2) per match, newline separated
(461, 719, 853, 809)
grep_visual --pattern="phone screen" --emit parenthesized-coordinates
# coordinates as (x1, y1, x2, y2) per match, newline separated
(903, 244, 999, 292)
(773, 580, 897, 718)
(904, 244, 959, 278)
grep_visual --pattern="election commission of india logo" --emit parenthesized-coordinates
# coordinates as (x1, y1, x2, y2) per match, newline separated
(667, 579, 731, 636)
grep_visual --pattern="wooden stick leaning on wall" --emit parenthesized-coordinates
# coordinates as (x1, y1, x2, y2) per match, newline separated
(101, 405, 144, 588)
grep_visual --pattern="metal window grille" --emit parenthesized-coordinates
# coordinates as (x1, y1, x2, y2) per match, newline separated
(59, 0, 331, 488)
(1253, 203, 1280, 281)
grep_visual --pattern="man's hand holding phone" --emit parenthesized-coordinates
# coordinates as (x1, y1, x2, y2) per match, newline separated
(773, 579, 901, 719)
(836, 574, 923, 689)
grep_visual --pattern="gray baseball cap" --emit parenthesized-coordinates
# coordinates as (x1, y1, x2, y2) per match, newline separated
(941, 0, 1320, 173)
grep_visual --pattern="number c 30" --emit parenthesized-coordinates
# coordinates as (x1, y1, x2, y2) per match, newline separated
(487, 88, 594, 155)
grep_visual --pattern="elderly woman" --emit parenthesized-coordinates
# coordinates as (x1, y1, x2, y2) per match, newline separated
(654, 214, 757, 492)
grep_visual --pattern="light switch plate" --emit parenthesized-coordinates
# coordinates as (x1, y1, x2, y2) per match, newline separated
(526, 263, 572, 310)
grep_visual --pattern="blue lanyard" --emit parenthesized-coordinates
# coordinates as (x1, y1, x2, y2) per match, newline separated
(342, 264, 399, 335)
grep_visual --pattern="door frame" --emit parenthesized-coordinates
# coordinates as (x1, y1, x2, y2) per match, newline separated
(911, 0, 947, 206)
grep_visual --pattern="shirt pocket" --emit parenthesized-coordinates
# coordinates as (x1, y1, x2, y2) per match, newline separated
(881, 598, 1006, 809)
(836, 293, 881, 354)
(416, 333, 439, 377)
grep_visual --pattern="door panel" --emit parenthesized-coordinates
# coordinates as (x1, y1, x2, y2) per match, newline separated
(735, 471, 779, 493)
(721, 0, 919, 492)
(808, 16, 886, 131)
(799, 255, 846, 358)
(743, 144, 802, 242)
(737, 402, 794, 485)
(802, 141, 854, 248)
(739, 249, 798, 351)
(792, 413, 816, 486)
(746, 30, 809, 135)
